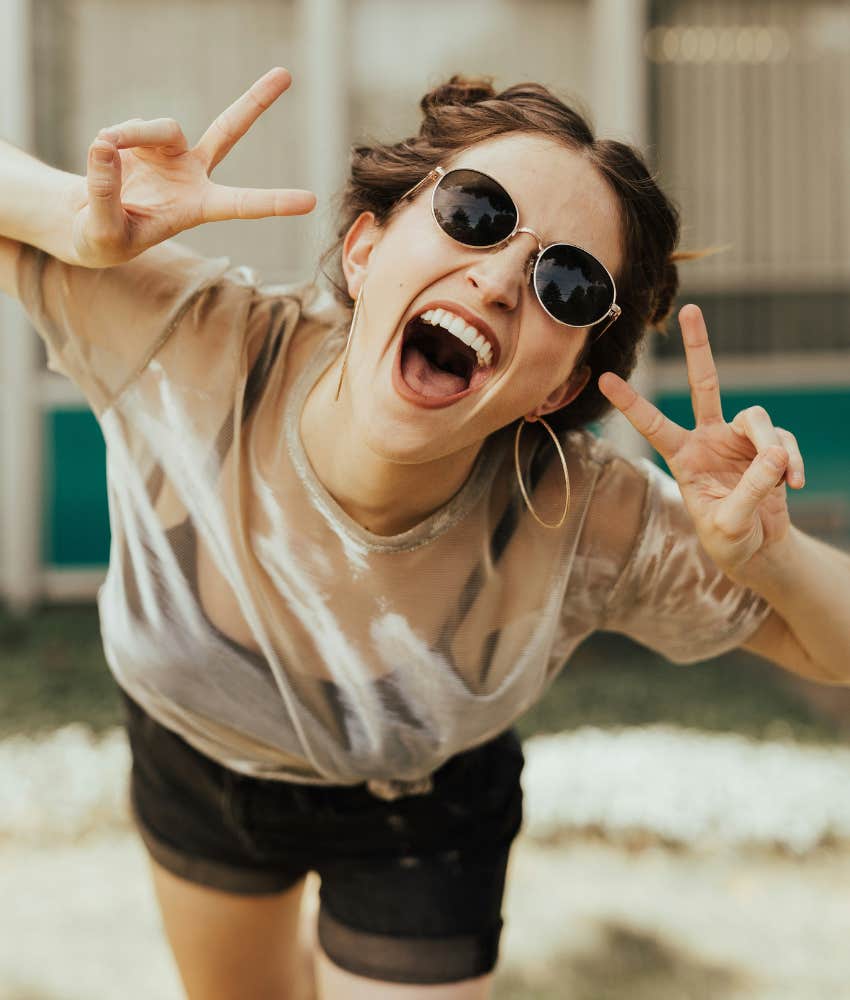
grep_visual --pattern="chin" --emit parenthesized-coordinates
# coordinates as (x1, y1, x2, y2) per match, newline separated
(359, 414, 443, 465)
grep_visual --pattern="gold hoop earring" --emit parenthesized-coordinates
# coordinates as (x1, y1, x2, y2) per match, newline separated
(334, 285, 364, 402)
(513, 416, 570, 529)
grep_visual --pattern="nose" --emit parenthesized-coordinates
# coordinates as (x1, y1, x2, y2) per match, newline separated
(464, 230, 539, 313)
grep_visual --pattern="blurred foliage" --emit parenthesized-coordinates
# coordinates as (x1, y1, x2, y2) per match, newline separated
(0, 604, 845, 745)
(0, 603, 118, 737)
(495, 919, 753, 1000)
(515, 631, 845, 745)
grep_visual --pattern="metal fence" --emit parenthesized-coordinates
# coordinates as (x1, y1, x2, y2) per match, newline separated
(649, 0, 850, 357)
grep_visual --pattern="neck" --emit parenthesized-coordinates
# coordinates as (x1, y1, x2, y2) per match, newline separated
(299, 359, 483, 537)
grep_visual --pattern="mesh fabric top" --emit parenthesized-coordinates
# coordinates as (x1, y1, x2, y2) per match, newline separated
(17, 240, 773, 789)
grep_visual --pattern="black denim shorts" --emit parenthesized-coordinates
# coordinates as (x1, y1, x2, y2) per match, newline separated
(119, 687, 525, 986)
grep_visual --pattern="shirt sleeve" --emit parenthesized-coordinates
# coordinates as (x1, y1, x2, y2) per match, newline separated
(16, 239, 232, 418)
(598, 454, 773, 664)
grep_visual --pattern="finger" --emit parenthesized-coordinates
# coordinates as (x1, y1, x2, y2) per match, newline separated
(195, 67, 292, 173)
(202, 184, 317, 223)
(598, 371, 688, 460)
(776, 427, 805, 488)
(679, 304, 724, 425)
(85, 137, 126, 242)
(715, 447, 788, 539)
(99, 118, 188, 155)
(730, 405, 789, 481)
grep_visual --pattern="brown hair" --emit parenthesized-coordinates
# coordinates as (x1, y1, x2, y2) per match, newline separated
(324, 75, 691, 434)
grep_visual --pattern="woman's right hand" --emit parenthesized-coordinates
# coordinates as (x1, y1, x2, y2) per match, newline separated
(69, 67, 316, 268)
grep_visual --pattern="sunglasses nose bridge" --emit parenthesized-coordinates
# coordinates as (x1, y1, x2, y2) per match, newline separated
(465, 235, 531, 311)
(511, 226, 545, 254)
(488, 227, 544, 282)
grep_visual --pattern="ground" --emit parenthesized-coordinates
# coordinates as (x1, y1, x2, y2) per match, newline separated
(4, 612, 850, 999)
(3, 829, 850, 1000)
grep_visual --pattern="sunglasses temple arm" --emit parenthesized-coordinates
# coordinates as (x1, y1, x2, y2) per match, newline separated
(399, 168, 442, 203)
(591, 305, 621, 343)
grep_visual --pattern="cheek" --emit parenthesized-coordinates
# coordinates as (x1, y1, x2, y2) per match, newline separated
(512, 329, 584, 396)
(517, 322, 576, 369)
(373, 220, 457, 287)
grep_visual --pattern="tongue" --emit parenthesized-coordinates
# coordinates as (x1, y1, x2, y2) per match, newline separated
(401, 344, 468, 398)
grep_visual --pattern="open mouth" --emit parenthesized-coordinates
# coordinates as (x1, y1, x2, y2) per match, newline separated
(395, 308, 497, 407)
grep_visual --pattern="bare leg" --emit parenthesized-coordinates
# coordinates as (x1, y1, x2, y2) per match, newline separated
(315, 944, 494, 1000)
(147, 855, 314, 1000)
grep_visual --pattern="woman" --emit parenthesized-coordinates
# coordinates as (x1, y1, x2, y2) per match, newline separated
(1, 67, 846, 1000)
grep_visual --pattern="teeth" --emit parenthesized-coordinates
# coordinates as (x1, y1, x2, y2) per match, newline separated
(417, 308, 494, 368)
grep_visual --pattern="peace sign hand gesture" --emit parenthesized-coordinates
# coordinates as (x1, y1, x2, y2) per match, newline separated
(598, 305, 806, 581)
(68, 67, 316, 268)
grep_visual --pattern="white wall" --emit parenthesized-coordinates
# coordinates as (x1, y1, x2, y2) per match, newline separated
(652, 0, 850, 293)
(1, 0, 41, 613)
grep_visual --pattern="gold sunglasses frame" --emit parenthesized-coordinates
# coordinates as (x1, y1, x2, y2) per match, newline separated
(399, 165, 622, 342)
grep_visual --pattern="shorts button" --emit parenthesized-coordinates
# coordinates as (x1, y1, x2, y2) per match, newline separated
(387, 813, 406, 831)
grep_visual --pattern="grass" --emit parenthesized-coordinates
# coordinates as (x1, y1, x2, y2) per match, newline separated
(514, 632, 847, 745)
(0, 603, 120, 737)
(493, 920, 754, 1000)
(1, 602, 846, 745)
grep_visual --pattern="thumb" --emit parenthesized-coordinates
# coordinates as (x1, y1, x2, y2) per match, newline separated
(715, 447, 787, 538)
(84, 137, 126, 249)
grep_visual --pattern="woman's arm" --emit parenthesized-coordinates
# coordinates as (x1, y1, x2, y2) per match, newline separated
(0, 139, 83, 265)
(0, 137, 82, 296)
(3, 69, 318, 418)
(0, 67, 314, 280)
(598, 304, 849, 684)
(736, 527, 850, 685)
(0, 234, 22, 297)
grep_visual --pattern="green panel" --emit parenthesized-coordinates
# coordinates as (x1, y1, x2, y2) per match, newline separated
(654, 387, 849, 490)
(43, 409, 110, 566)
(39, 390, 849, 567)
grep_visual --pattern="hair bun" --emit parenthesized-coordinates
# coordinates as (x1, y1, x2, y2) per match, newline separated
(420, 75, 496, 115)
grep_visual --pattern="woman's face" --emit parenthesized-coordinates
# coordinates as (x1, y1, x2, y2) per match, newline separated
(339, 132, 624, 466)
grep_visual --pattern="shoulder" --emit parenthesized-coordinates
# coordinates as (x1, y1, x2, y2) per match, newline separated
(567, 431, 664, 590)
(561, 427, 657, 507)
(247, 272, 346, 324)
(567, 429, 674, 511)
(211, 268, 347, 366)
(244, 274, 347, 346)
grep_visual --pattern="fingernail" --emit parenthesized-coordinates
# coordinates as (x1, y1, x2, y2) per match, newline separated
(98, 129, 120, 143)
(93, 144, 114, 164)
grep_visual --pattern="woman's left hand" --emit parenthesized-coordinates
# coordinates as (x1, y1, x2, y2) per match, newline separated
(597, 304, 805, 581)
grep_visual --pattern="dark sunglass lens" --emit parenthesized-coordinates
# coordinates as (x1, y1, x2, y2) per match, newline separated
(432, 169, 517, 247)
(535, 245, 614, 326)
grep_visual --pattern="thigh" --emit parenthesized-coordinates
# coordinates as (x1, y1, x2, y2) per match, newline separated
(121, 686, 321, 998)
(316, 839, 514, 988)
(148, 856, 312, 1000)
(316, 949, 494, 999)
(121, 686, 309, 895)
(312, 729, 525, 989)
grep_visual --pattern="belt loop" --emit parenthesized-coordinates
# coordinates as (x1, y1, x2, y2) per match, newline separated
(366, 775, 435, 801)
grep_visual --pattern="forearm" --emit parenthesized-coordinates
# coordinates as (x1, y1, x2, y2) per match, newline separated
(730, 525, 850, 683)
(0, 139, 84, 262)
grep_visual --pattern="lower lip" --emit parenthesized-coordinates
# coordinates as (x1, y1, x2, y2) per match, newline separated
(391, 335, 491, 410)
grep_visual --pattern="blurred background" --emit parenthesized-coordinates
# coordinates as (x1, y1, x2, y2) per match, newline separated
(2, 0, 848, 610)
(0, 1, 849, 998)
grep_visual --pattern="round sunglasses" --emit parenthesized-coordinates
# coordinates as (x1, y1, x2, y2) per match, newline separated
(400, 166, 621, 340)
